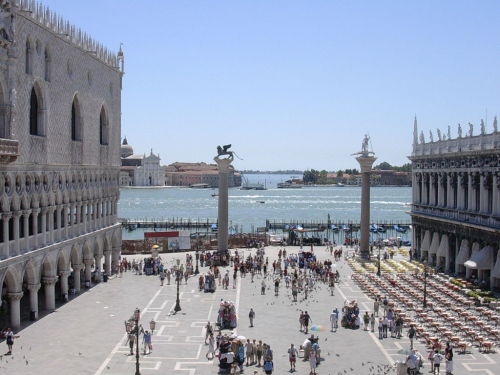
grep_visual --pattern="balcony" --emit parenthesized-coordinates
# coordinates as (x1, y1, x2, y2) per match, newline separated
(411, 203, 500, 230)
(0, 138, 18, 164)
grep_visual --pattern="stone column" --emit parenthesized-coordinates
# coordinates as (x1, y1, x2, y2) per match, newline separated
(457, 173, 466, 210)
(94, 254, 102, 282)
(64, 205, 70, 239)
(59, 270, 71, 302)
(56, 205, 62, 241)
(75, 203, 81, 236)
(12, 211, 21, 255)
(104, 250, 112, 275)
(467, 173, 474, 211)
(27, 283, 41, 320)
(1, 213, 11, 259)
(422, 174, 429, 205)
(40, 207, 47, 246)
(42, 276, 58, 311)
(32, 208, 40, 249)
(8, 291, 23, 329)
(437, 174, 445, 207)
(72, 264, 83, 292)
(112, 246, 121, 274)
(446, 173, 454, 208)
(356, 154, 377, 258)
(480, 173, 488, 213)
(84, 258, 93, 287)
(48, 206, 55, 243)
(493, 173, 500, 216)
(214, 155, 234, 254)
(22, 210, 30, 252)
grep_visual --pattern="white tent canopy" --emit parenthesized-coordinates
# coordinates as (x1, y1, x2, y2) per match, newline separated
(455, 240, 470, 265)
(492, 250, 500, 279)
(429, 232, 440, 255)
(464, 246, 495, 270)
(421, 230, 431, 252)
(437, 235, 449, 258)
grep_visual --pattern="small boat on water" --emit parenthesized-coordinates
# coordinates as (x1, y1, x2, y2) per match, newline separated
(336, 183, 345, 187)
(256, 200, 265, 204)
(240, 176, 266, 190)
(277, 182, 303, 189)
(211, 194, 219, 197)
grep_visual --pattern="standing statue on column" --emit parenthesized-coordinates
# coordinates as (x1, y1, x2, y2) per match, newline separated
(352, 134, 374, 157)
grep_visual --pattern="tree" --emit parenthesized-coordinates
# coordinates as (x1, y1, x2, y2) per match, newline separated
(375, 161, 393, 170)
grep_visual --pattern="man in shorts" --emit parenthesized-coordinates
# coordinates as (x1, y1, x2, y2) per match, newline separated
(288, 343, 298, 372)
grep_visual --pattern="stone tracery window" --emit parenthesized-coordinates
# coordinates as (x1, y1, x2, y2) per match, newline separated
(99, 106, 109, 145)
(71, 96, 82, 141)
(29, 88, 41, 135)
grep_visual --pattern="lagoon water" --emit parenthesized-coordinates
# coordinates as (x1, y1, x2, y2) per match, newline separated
(118, 174, 412, 239)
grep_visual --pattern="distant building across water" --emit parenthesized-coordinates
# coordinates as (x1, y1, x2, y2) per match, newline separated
(164, 162, 241, 188)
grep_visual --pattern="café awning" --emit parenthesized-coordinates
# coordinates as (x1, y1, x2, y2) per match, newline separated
(464, 245, 495, 270)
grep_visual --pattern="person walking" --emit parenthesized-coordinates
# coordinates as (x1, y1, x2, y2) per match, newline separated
(444, 342, 454, 375)
(370, 313, 376, 332)
(309, 348, 317, 375)
(256, 340, 263, 367)
(3, 328, 18, 355)
(382, 315, 389, 338)
(249, 308, 255, 327)
(274, 278, 280, 296)
(303, 311, 311, 334)
(205, 321, 213, 344)
(378, 318, 384, 339)
(288, 343, 298, 372)
(363, 312, 370, 331)
(408, 325, 416, 350)
(433, 350, 444, 374)
(373, 298, 380, 317)
(159, 270, 165, 286)
(143, 330, 152, 355)
(330, 308, 339, 332)
(127, 329, 136, 355)
(245, 339, 254, 365)
(261, 279, 266, 295)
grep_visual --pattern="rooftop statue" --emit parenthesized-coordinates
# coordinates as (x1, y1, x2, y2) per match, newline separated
(494, 116, 498, 133)
(447, 125, 451, 140)
(429, 130, 434, 142)
(458, 124, 462, 138)
(420, 131, 425, 144)
(480, 119, 485, 135)
(437, 129, 441, 141)
(468, 122, 473, 137)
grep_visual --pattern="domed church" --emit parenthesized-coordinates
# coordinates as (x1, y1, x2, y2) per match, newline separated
(120, 138, 165, 186)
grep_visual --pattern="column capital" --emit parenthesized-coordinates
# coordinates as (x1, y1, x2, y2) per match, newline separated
(27, 283, 41, 293)
(22, 209, 31, 216)
(41, 206, 49, 214)
(12, 210, 22, 218)
(72, 263, 84, 271)
(8, 291, 24, 301)
(59, 270, 72, 278)
(2, 212, 12, 220)
(42, 276, 58, 285)
(83, 258, 94, 266)
(31, 207, 41, 214)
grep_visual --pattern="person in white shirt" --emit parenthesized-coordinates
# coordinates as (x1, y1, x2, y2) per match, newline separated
(287, 343, 298, 372)
(330, 308, 339, 332)
(433, 350, 444, 374)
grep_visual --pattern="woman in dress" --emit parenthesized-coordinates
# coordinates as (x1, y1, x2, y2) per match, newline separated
(206, 333, 216, 360)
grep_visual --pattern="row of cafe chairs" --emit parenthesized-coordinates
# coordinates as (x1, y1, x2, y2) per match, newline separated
(351, 269, 499, 354)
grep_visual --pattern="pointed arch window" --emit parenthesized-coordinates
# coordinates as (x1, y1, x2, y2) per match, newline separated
(71, 97, 82, 141)
(100, 107, 109, 145)
(29, 87, 40, 135)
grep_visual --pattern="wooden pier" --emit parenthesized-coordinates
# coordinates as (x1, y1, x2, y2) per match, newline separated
(266, 219, 412, 231)
(119, 217, 218, 231)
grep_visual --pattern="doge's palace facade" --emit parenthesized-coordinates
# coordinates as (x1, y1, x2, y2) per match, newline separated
(0, 0, 123, 329)
(410, 118, 500, 289)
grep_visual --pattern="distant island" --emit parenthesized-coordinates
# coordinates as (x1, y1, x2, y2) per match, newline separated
(239, 170, 303, 174)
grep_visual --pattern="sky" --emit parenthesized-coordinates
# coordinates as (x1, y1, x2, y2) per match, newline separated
(42, 0, 500, 171)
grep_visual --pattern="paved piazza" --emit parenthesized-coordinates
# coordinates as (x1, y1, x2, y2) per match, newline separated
(1, 246, 498, 375)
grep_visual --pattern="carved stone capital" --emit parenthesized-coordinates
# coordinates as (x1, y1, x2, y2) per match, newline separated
(59, 270, 72, 278)
(42, 276, 58, 285)
(72, 264, 84, 272)
(2, 212, 12, 221)
(8, 291, 24, 301)
(26, 283, 41, 293)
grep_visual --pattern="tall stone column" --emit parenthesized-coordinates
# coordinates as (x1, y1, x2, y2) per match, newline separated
(480, 173, 489, 213)
(76, 203, 81, 235)
(48, 206, 55, 243)
(437, 174, 445, 207)
(59, 270, 71, 301)
(56, 205, 62, 241)
(27, 283, 41, 320)
(1, 213, 11, 259)
(32, 208, 40, 249)
(356, 154, 377, 258)
(457, 173, 465, 210)
(467, 173, 474, 211)
(112, 246, 121, 274)
(72, 264, 83, 292)
(43, 276, 58, 311)
(8, 292, 23, 329)
(422, 174, 429, 205)
(104, 250, 112, 275)
(84, 258, 93, 287)
(12, 211, 21, 255)
(214, 154, 234, 254)
(493, 173, 500, 216)
(446, 173, 454, 208)
(94, 254, 102, 282)
(22, 210, 30, 252)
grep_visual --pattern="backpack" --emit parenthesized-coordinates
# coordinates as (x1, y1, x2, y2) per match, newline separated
(263, 361, 273, 371)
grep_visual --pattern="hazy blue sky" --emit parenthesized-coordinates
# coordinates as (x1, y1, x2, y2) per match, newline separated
(43, 0, 500, 170)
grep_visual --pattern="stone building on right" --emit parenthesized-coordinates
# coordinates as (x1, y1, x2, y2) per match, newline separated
(409, 118, 500, 289)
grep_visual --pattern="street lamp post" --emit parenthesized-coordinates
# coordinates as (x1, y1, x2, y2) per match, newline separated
(134, 308, 141, 375)
(377, 245, 381, 276)
(174, 270, 182, 313)
(195, 249, 200, 275)
(423, 262, 428, 309)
